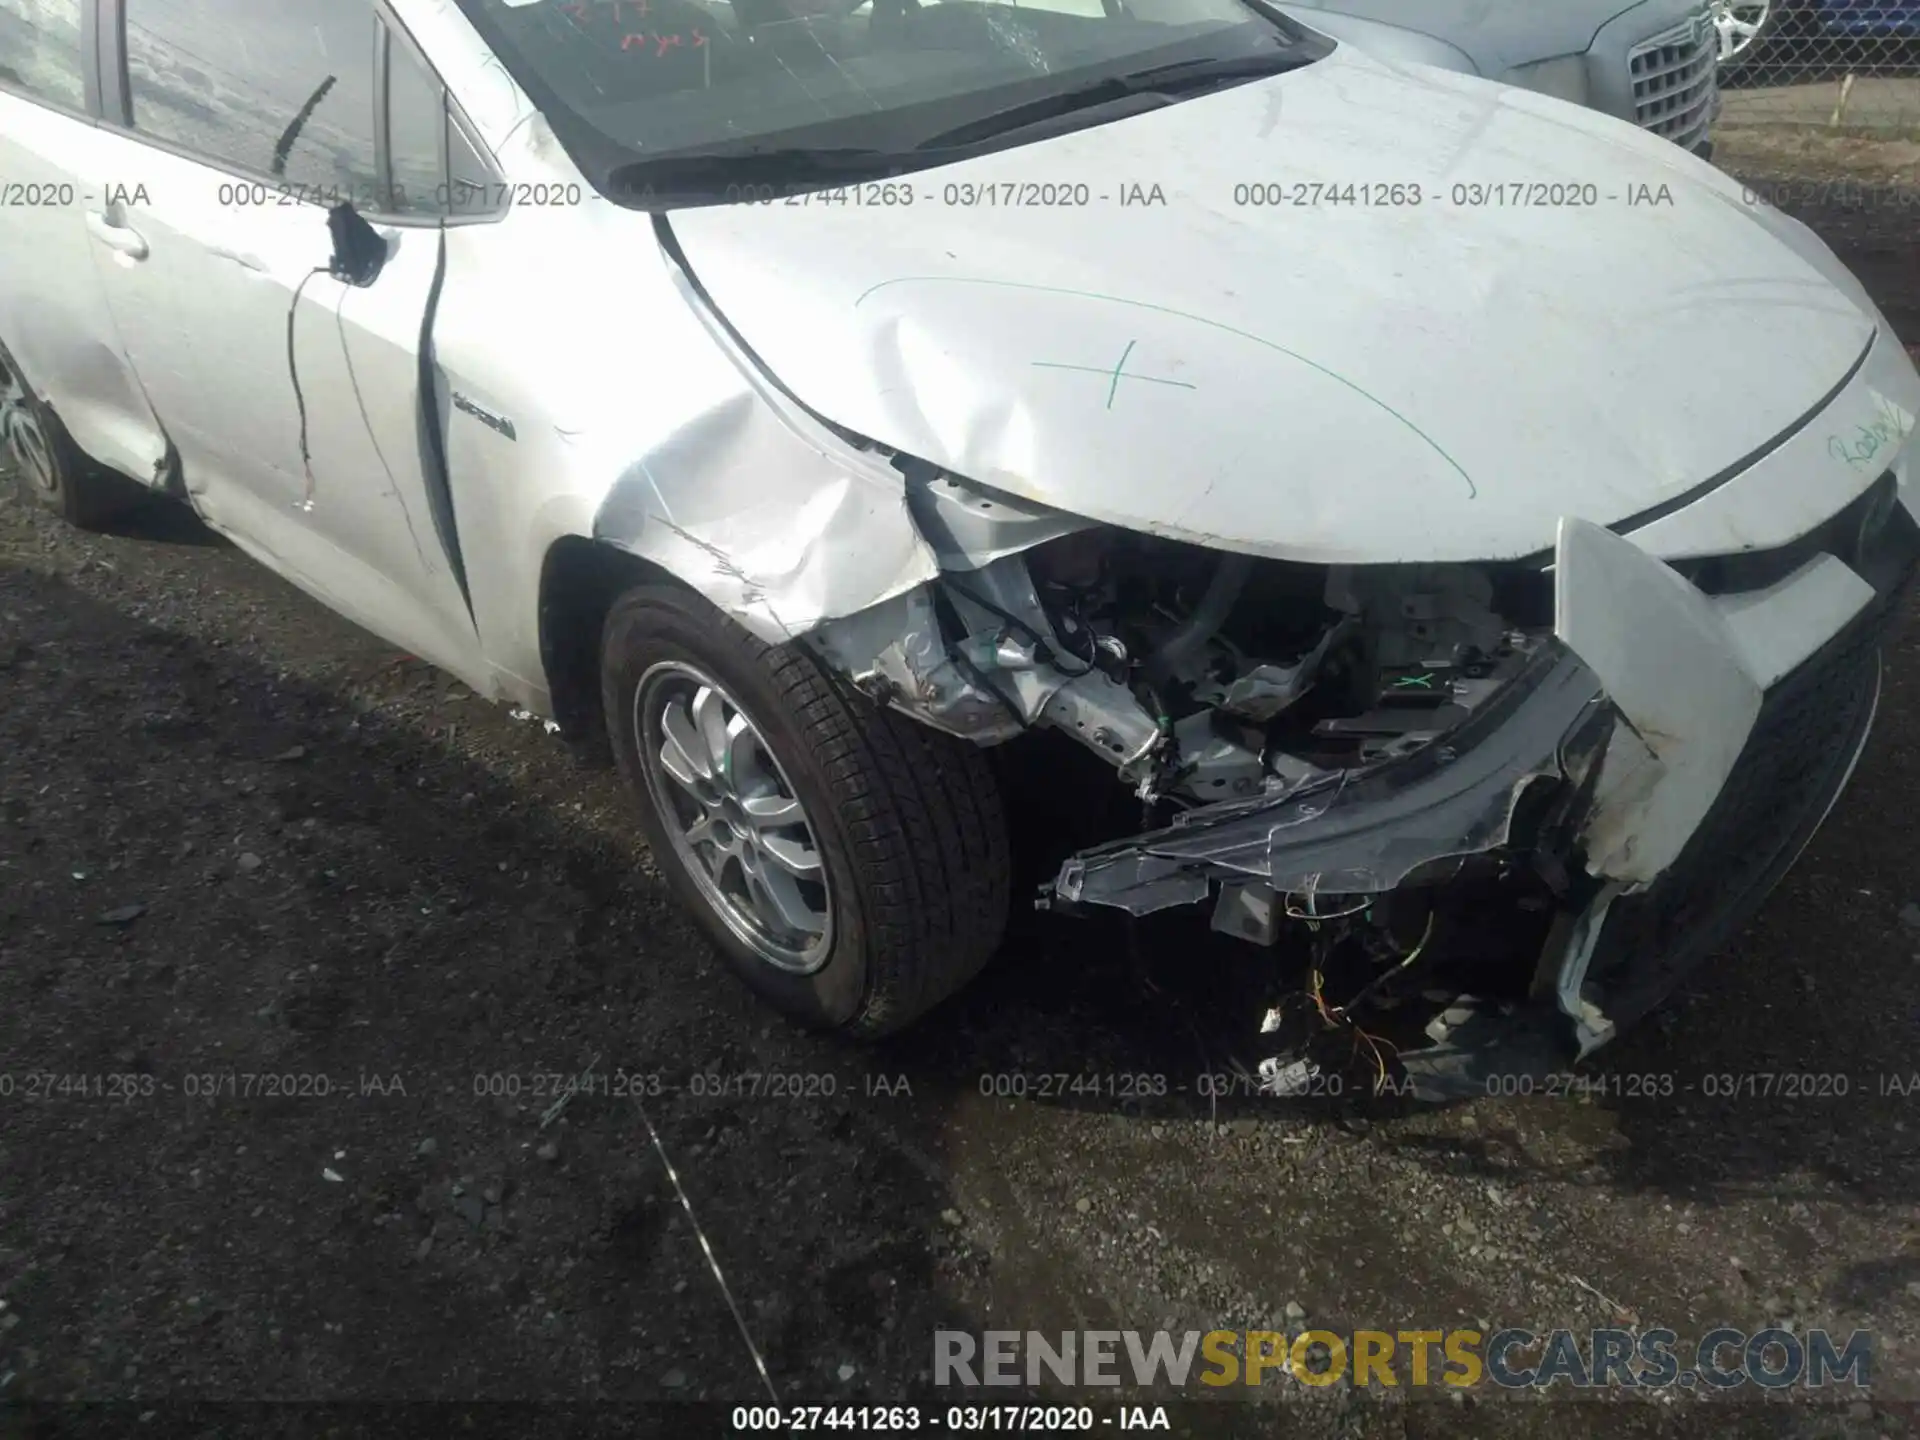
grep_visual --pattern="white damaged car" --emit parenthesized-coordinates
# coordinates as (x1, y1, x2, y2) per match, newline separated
(2, 0, 1916, 1094)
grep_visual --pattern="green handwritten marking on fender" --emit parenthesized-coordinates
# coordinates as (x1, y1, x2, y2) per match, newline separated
(1031, 340, 1198, 411)
(1828, 393, 1914, 472)
(853, 275, 1478, 499)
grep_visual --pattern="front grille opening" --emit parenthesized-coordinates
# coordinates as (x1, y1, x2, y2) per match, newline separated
(1628, 17, 1717, 149)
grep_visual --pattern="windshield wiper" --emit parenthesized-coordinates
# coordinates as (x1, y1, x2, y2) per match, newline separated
(1110, 51, 1309, 92)
(603, 49, 1306, 199)
(610, 146, 896, 200)
(910, 78, 1146, 152)
(910, 48, 1305, 152)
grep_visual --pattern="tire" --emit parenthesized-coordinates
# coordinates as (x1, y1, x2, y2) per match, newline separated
(601, 583, 1010, 1036)
(0, 336, 142, 530)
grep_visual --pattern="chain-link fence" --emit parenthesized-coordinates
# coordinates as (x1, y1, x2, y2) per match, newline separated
(1706, 1, 1919, 265)
(1712, 1, 1920, 133)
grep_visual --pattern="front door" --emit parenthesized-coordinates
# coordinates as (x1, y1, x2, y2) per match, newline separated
(82, 0, 480, 675)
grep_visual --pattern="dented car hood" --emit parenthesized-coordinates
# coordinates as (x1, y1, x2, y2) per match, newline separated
(667, 44, 1878, 565)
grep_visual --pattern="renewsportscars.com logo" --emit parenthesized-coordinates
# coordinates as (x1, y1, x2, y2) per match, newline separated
(935, 1327, 1873, 1391)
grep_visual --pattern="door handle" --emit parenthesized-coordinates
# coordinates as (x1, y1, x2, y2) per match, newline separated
(85, 209, 149, 261)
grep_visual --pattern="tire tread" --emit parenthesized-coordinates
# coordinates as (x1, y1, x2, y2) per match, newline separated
(603, 584, 1008, 1036)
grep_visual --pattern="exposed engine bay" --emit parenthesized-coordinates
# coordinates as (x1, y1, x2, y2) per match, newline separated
(807, 468, 1611, 1098)
(801, 462, 1909, 1100)
(812, 467, 1553, 804)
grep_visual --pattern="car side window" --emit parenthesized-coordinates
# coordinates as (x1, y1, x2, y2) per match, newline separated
(386, 31, 446, 216)
(122, 0, 382, 203)
(386, 26, 501, 219)
(0, 0, 87, 111)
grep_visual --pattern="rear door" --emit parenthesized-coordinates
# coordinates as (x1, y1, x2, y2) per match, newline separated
(85, 0, 486, 675)
(0, 0, 168, 483)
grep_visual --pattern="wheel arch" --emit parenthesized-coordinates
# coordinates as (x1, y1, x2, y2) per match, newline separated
(536, 534, 691, 749)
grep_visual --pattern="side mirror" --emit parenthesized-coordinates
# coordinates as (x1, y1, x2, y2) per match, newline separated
(326, 202, 388, 287)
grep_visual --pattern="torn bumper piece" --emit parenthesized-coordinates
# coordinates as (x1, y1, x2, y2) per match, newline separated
(1048, 644, 1612, 917)
(1398, 582, 1894, 1099)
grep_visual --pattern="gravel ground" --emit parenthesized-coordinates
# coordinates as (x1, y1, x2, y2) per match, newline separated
(3, 198, 1920, 1439)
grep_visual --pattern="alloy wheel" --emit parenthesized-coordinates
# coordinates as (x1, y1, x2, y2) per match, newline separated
(635, 661, 834, 973)
(1711, 0, 1773, 62)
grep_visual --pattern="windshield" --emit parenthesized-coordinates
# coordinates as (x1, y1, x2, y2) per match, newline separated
(453, 0, 1328, 202)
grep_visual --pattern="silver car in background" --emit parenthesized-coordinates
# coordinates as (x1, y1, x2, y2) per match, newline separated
(1285, 0, 1721, 154)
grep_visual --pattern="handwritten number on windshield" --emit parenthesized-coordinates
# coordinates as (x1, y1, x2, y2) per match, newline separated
(621, 29, 709, 52)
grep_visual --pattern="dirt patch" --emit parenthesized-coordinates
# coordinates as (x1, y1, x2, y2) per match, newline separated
(1715, 126, 1920, 336)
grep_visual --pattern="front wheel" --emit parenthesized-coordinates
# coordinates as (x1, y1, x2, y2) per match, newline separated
(601, 583, 1010, 1036)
